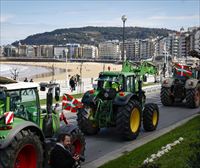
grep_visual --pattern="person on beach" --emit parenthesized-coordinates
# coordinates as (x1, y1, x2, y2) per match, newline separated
(24, 77, 28, 82)
(69, 77, 75, 92)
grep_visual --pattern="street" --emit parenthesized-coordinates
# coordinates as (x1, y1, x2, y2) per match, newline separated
(65, 91, 200, 167)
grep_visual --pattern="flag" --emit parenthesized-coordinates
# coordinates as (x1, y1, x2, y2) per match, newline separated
(62, 94, 83, 113)
(174, 63, 192, 77)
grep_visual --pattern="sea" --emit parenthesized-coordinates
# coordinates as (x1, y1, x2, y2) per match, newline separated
(0, 64, 50, 80)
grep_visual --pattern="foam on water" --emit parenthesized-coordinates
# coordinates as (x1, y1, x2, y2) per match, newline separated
(0, 64, 50, 79)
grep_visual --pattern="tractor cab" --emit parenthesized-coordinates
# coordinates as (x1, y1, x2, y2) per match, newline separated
(0, 80, 41, 127)
(97, 71, 140, 93)
(0, 77, 60, 133)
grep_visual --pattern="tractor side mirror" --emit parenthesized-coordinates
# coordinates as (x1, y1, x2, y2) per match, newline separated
(55, 87, 60, 101)
(143, 75, 147, 82)
(40, 86, 46, 91)
(40, 83, 46, 91)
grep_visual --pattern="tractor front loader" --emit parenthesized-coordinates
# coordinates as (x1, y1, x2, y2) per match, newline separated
(77, 60, 159, 140)
(0, 76, 85, 168)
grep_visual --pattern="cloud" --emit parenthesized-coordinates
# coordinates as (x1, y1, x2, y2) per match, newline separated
(0, 14, 14, 23)
(149, 15, 199, 20)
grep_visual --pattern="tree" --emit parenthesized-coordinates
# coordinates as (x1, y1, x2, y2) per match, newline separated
(10, 68, 19, 80)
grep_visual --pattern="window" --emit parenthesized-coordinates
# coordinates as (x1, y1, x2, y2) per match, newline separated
(8, 89, 38, 123)
(126, 76, 135, 92)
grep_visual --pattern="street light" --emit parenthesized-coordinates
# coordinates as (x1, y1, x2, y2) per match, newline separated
(121, 15, 127, 61)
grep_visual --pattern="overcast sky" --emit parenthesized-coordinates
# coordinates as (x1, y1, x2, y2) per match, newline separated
(1, 0, 199, 45)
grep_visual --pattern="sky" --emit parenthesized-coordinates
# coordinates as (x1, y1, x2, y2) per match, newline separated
(0, 0, 199, 45)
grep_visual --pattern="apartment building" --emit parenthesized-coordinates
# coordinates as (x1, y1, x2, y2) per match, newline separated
(54, 46, 68, 59)
(98, 41, 120, 60)
(139, 39, 154, 60)
(124, 40, 140, 61)
(18, 45, 27, 57)
(194, 29, 200, 54)
(66, 43, 80, 59)
(3, 45, 17, 57)
(0, 46, 3, 57)
(39, 45, 54, 58)
(81, 45, 98, 59)
(171, 32, 180, 58)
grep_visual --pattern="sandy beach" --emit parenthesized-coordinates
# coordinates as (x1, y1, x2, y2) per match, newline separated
(1, 62, 122, 82)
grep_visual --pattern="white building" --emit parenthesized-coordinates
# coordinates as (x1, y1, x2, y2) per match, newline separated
(98, 41, 121, 60)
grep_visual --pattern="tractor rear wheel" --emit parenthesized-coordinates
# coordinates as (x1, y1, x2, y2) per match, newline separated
(116, 100, 141, 140)
(143, 103, 159, 131)
(161, 87, 173, 106)
(186, 88, 200, 108)
(77, 108, 100, 135)
(0, 129, 43, 168)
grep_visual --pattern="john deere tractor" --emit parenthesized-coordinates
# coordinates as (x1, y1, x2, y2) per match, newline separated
(161, 63, 200, 108)
(0, 77, 85, 168)
(77, 61, 159, 140)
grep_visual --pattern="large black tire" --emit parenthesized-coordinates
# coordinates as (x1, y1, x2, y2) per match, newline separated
(70, 127, 86, 157)
(77, 108, 99, 135)
(161, 87, 174, 106)
(0, 129, 43, 168)
(143, 103, 159, 131)
(186, 88, 200, 108)
(116, 100, 141, 140)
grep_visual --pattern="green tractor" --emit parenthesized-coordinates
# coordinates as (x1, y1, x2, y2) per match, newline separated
(161, 63, 200, 108)
(77, 61, 159, 140)
(0, 77, 85, 168)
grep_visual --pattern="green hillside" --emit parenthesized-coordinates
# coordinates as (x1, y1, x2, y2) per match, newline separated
(12, 26, 174, 46)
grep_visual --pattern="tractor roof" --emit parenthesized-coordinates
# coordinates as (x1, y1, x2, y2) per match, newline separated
(99, 71, 135, 76)
(0, 76, 38, 91)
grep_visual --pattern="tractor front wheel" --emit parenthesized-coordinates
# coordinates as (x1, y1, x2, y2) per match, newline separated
(77, 108, 100, 135)
(161, 87, 174, 106)
(0, 129, 43, 168)
(143, 103, 159, 131)
(116, 100, 141, 140)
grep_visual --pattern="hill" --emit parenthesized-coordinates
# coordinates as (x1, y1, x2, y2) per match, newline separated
(12, 26, 174, 46)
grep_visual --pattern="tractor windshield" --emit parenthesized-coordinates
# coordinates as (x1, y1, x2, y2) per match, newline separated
(6, 88, 39, 124)
(97, 75, 122, 91)
(0, 91, 6, 115)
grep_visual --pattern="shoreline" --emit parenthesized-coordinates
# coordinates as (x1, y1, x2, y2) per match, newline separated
(1, 62, 122, 82)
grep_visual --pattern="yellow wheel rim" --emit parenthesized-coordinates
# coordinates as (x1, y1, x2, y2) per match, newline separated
(152, 110, 158, 126)
(130, 108, 140, 133)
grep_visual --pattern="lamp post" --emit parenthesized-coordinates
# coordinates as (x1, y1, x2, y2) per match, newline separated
(121, 15, 127, 61)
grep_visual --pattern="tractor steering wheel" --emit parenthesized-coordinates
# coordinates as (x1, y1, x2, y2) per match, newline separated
(16, 105, 29, 120)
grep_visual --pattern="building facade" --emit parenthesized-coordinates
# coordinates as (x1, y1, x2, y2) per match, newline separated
(98, 41, 120, 60)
